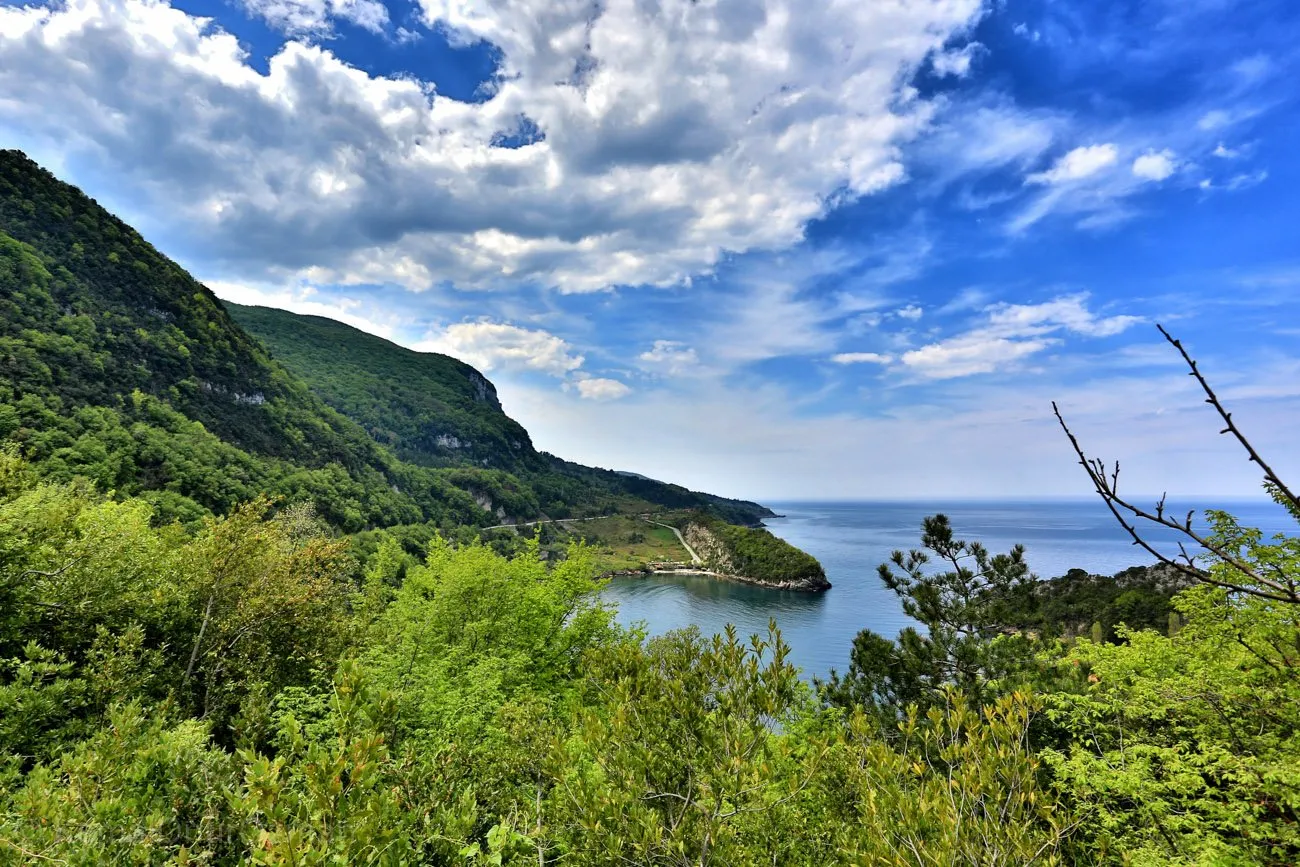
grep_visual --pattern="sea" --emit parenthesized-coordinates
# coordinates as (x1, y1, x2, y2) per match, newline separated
(600, 498, 1296, 682)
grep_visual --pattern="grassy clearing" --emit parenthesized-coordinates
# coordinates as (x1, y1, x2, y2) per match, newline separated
(553, 514, 693, 573)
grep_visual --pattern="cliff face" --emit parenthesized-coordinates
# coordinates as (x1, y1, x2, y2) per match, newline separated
(683, 522, 735, 572)
(682, 520, 831, 593)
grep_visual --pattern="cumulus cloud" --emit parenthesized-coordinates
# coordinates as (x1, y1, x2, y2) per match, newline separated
(639, 340, 699, 376)
(931, 42, 982, 78)
(1132, 149, 1177, 181)
(238, 0, 388, 35)
(831, 352, 893, 364)
(0, 0, 983, 293)
(1026, 144, 1119, 185)
(899, 294, 1142, 379)
(575, 378, 632, 401)
(895, 304, 924, 321)
(416, 321, 584, 376)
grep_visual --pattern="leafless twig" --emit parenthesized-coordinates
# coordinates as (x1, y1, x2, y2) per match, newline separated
(1051, 326, 1299, 605)
(1158, 324, 1300, 515)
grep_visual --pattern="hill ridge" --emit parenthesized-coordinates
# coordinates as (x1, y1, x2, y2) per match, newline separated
(0, 149, 772, 530)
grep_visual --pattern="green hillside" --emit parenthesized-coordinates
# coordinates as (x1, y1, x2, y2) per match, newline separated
(226, 304, 537, 472)
(229, 303, 773, 526)
(0, 149, 769, 531)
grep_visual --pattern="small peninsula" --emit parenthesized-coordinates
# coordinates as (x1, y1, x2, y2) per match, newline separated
(497, 510, 831, 592)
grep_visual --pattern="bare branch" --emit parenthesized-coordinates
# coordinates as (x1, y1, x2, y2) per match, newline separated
(1052, 401, 1298, 604)
(19, 557, 82, 580)
(1158, 324, 1300, 514)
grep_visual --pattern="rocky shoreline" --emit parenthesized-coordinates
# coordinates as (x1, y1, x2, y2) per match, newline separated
(602, 563, 831, 593)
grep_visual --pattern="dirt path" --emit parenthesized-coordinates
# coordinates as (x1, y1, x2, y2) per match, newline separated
(643, 519, 702, 565)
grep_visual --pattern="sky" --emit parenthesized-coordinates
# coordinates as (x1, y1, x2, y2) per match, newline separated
(2, 0, 1299, 501)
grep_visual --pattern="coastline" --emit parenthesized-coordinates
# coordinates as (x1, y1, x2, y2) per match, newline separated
(602, 565, 831, 593)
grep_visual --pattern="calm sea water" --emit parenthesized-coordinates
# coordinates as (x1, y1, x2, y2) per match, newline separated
(600, 498, 1295, 681)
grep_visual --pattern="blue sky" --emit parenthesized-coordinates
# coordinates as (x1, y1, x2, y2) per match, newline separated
(2, 0, 1298, 500)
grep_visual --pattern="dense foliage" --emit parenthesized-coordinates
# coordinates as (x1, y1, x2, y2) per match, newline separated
(0, 452, 1068, 864)
(822, 505, 1300, 865)
(226, 303, 537, 472)
(989, 562, 1194, 641)
(2, 435, 1298, 863)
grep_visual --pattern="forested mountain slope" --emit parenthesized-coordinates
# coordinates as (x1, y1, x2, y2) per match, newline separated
(230, 303, 773, 525)
(0, 150, 769, 530)
(227, 304, 537, 472)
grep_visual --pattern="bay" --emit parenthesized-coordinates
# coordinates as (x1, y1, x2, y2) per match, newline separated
(600, 498, 1295, 681)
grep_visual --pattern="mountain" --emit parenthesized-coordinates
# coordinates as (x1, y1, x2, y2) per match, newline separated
(228, 303, 774, 526)
(224, 304, 538, 473)
(0, 150, 770, 530)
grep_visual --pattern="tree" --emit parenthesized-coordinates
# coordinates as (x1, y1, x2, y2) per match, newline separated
(1045, 325, 1300, 863)
(821, 514, 1039, 723)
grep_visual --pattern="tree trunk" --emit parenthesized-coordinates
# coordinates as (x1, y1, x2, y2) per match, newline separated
(184, 593, 216, 685)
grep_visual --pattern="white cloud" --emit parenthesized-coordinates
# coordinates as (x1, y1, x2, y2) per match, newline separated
(937, 287, 990, 314)
(1011, 22, 1041, 42)
(1199, 170, 1268, 193)
(639, 340, 699, 376)
(1131, 149, 1177, 182)
(575, 378, 632, 401)
(1026, 144, 1119, 185)
(984, 295, 1142, 338)
(238, 0, 388, 35)
(901, 336, 1048, 379)
(932, 42, 982, 78)
(895, 304, 924, 321)
(1010, 139, 1185, 232)
(0, 0, 984, 294)
(1197, 107, 1261, 132)
(831, 352, 893, 364)
(899, 294, 1142, 379)
(1226, 170, 1268, 190)
(416, 321, 584, 377)
(1212, 143, 1239, 158)
(1198, 110, 1231, 131)
(920, 96, 1063, 190)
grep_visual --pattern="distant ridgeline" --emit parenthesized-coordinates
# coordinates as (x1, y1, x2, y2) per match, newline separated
(0, 149, 771, 536)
